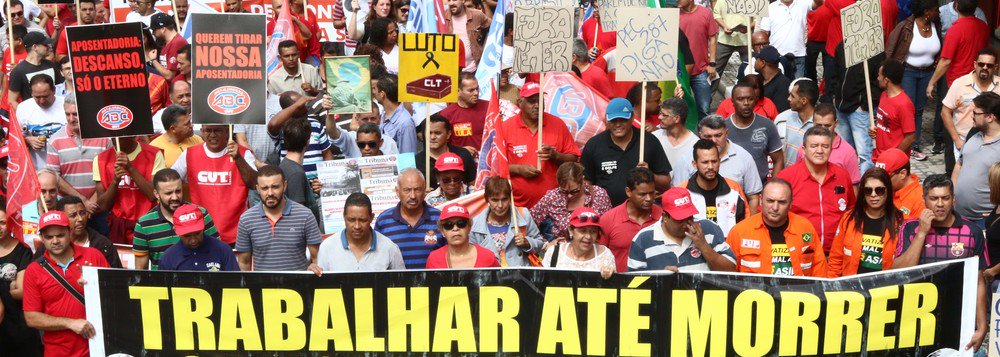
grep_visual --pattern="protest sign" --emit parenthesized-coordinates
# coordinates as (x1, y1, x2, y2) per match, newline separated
(67, 23, 153, 139)
(190, 13, 267, 124)
(513, 6, 574, 73)
(37, 0, 73, 4)
(512, 0, 573, 6)
(398, 33, 460, 103)
(723, 0, 767, 16)
(316, 153, 416, 234)
(615, 8, 679, 82)
(325, 56, 372, 115)
(595, 0, 645, 31)
(109, 0, 223, 23)
(841, 0, 884, 67)
(85, 258, 976, 355)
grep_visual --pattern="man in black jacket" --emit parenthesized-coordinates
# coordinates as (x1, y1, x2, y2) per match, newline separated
(833, 41, 884, 175)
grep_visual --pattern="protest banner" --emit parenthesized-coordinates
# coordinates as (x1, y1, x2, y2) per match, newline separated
(841, 0, 884, 130)
(325, 56, 372, 115)
(190, 13, 267, 125)
(316, 153, 416, 234)
(85, 258, 977, 355)
(67, 22, 153, 139)
(595, 0, 645, 31)
(512, 6, 573, 74)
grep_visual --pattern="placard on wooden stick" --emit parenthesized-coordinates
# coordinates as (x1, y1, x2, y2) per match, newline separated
(615, 7, 679, 82)
(595, 0, 646, 31)
(841, 0, 884, 67)
(723, 0, 767, 16)
(513, 6, 574, 73)
(397, 33, 460, 103)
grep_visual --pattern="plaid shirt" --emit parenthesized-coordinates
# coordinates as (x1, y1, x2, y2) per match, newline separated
(530, 184, 613, 241)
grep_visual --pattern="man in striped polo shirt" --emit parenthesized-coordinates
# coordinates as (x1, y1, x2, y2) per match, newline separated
(628, 187, 735, 272)
(132, 169, 219, 270)
(894, 174, 988, 352)
(375, 168, 445, 269)
(45, 95, 109, 231)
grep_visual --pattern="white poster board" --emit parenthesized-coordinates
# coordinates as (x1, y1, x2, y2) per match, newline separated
(841, 0, 884, 67)
(317, 153, 416, 234)
(513, 6, 574, 73)
(615, 7, 680, 81)
(595, 0, 646, 31)
(723, 0, 767, 16)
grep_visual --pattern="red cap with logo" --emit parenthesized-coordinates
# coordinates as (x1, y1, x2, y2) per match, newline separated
(440, 203, 471, 221)
(434, 152, 465, 172)
(661, 187, 699, 220)
(568, 207, 601, 228)
(874, 148, 909, 174)
(173, 204, 205, 236)
(39, 211, 70, 231)
(520, 82, 540, 98)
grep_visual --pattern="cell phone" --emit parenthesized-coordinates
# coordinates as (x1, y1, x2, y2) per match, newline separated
(731, 24, 748, 33)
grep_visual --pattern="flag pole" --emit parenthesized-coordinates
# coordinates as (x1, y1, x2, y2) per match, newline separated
(39, 194, 48, 212)
(863, 61, 876, 149)
(75, 0, 81, 24)
(171, 0, 181, 31)
(639, 81, 647, 163)
(746, 16, 753, 75)
(537, 72, 544, 169)
(7, 1, 14, 66)
(425, 108, 431, 189)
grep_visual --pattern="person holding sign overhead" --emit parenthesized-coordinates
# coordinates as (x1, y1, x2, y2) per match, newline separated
(579, 0, 615, 57)
(93, 136, 163, 245)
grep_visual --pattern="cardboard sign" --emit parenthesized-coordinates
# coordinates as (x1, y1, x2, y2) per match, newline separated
(724, 0, 768, 16)
(595, 0, 646, 31)
(513, 6, 574, 73)
(190, 13, 267, 124)
(325, 56, 372, 115)
(615, 7, 679, 81)
(398, 33, 460, 103)
(841, 0, 884, 67)
(67, 23, 153, 139)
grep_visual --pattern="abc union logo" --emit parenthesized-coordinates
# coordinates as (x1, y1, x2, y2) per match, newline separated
(208, 86, 251, 115)
(97, 105, 134, 130)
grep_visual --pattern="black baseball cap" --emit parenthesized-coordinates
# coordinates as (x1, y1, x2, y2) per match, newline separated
(22, 32, 53, 48)
(150, 13, 174, 30)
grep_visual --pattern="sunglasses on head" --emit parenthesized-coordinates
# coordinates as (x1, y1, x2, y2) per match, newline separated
(862, 186, 887, 196)
(441, 219, 469, 230)
(575, 214, 599, 224)
(357, 141, 379, 149)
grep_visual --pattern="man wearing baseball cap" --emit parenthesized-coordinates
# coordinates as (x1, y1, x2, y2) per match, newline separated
(22, 211, 109, 357)
(628, 187, 733, 272)
(158, 204, 239, 272)
(499, 82, 580, 208)
(752, 45, 792, 112)
(148, 12, 188, 82)
(581, 97, 671, 206)
(7, 31, 62, 108)
(426, 152, 473, 206)
(876, 148, 925, 220)
(726, 179, 827, 277)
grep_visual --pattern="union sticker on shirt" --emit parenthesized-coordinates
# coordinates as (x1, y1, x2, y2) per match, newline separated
(453, 122, 473, 137)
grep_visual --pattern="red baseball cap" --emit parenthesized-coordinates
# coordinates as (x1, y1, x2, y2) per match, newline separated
(173, 204, 205, 236)
(39, 211, 70, 231)
(874, 148, 909, 173)
(568, 207, 600, 228)
(520, 82, 540, 98)
(440, 203, 471, 221)
(662, 187, 699, 220)
(434, 152, 465, 173)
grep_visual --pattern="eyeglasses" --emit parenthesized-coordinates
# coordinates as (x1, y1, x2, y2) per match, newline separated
(862, 186, 887, 196)
(560, 187, 581, 196)
(357, 141, 379, 149)
(441, 219, 469, 230)
(975, 62, 996, 69)
(439, 177, 462, 184)
(973, 111, 988, 117)
(574, 214, 599, 223)
(11, 11, 23, 18)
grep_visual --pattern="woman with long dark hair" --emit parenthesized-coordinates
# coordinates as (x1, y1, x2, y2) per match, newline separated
(827, 168, 904, 277)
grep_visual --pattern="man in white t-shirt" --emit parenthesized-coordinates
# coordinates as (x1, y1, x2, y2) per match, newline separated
(652, 97, 698, 171)
(758, 0, 818, 79)
(18, 74, 65, 170)
(124, 0, 163, 26)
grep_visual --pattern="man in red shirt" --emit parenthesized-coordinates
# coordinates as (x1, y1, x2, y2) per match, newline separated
(502, 82, 580, 207)
(598, 167, 661, 272)
(823, 0, 897, 57)
(777, 126, 856, 254)
(268, 0, 321, 65)
(54, 0, 97, 61)
(23, 210, 109, 357)
(873, 59, 916, 161)
(438, 73, 488, 153)
(148, 13, 187, 82)
(579, 0, 615, 55)
(926, 0, 990, 96)
(573, 38, 615, 99)
(94, 136, 164, 244)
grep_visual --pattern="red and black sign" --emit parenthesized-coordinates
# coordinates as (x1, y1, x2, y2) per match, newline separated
(190, 13, 266, 125)
(67, 22, 153, 139)
(36, 0, 74, 4)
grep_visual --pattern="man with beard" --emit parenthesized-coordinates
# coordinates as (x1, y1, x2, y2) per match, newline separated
(267, 41, 322, 96)
(22, 211, 109, 357)
(443, 0, 487, 72)
(33, 197, 122, 268)
(628, 187, 734, 272)
(94, 136, 163, 245)
(598, 168, 662, 272)
(671, 115, 762, 213)
(148, 13, 187, 81)
(236, 165, 323, 272)
(133, 169, 220, 270)
(318, 193, 405, 271)
(942, 49, 1000, 176)
(374, 168, 445, 269)
(172, 124, 258, 245)
(953, 92, 1000, 228)
(158, 204, 239, 272)
(8, 32, 63, 109)
(679, 139, 749, 235)
(54, 0, 96, 61)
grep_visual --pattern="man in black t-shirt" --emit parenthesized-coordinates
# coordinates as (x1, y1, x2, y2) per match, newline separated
(416, 114, 476, 189)
(7, 32, 63, 109)
(681, 139, 749, 235)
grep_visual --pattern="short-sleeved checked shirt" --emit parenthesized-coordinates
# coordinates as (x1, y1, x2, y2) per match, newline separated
(236, 201, 323, 271)
(627, 219, 734, 271)
(132, 204, 220, 270)
(896, 215, 989, 269)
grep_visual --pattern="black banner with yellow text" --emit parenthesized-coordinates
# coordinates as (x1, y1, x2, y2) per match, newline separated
(83, 259, 976, 356)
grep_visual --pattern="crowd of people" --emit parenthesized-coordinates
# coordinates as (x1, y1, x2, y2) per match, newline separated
(0, 0, 1000, 355)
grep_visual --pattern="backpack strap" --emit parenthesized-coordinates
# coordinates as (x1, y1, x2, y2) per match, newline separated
(37, 257, 85, 305)
(549, 243, 561, 268)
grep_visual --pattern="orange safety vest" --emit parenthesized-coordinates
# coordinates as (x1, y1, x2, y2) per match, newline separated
(726, 212, 827, 277)
(827, 213, 898, 277)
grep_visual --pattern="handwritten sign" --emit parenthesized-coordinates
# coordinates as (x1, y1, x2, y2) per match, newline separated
(513, 0, 573, 6)
(398, 33, 460, 103)
(596, 0, 645, 31)
(513, 6, 574, 73)
(724, 0, 767, 16)
(615, 7, 679, 82)
(841, 0, 884, 67)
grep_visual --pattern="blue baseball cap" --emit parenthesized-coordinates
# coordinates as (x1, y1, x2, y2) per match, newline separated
(753, 45, 782, 64)
(606, 98, 634, 121)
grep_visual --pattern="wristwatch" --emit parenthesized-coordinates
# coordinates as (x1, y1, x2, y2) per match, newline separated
(708, 61, 718, 67)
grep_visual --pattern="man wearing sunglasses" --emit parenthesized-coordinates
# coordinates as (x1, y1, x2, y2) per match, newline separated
(875, 148, 925, 221)
(942, 49, 999, 177)
(327, 102, 401, 159)
(628, 187, 733, 272)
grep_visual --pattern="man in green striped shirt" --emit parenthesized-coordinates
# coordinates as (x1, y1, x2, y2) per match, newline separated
(132, 169, 220, 270)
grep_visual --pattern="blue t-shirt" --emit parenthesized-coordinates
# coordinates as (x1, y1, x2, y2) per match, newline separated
(158, 236, 240, 272)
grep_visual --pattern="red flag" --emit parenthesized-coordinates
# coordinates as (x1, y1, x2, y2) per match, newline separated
(474, 81, 509, 189)
(2, 96, 40, 245)
(266, 0, 299, 77)
(540, 72, 609, 149)
(433, 0, 448, 34)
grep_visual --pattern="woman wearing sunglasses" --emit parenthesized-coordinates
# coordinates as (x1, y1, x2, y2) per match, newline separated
(827, 168, 904, 277)
(530, 162, 612, 242)
(541, 207, 616, 279)
(426, 203, 500, 269)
